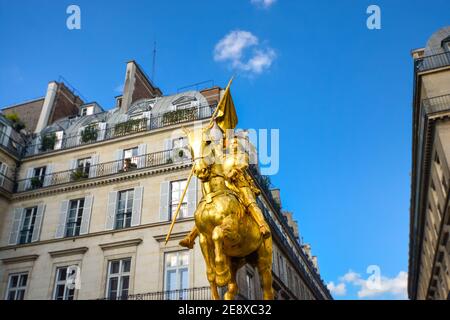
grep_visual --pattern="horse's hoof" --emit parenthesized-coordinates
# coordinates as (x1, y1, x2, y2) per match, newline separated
(179, 238, 194, 249)
(215, 269, 231, 287)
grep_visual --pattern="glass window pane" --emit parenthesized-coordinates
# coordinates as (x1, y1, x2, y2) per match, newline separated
(55, 284, 65, 300)
(19, 274, 28, 287)
(58, 268, 67, 281)
(121, 276, 130, 293)
(179, 252, 189, 266)
(110, 261, 120, 274)
(10, 275, 18, 288)
(7, 291, 15, 300)
(166, 270, 177, 291)
(180, 268, 188, 290)
(122, 260, 131, 273)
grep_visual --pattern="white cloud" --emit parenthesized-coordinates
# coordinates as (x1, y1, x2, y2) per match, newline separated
(251, 0, 277, 9)
(335, 270, 408, 299)
(327, 281, 346, 296)
(115, 84, 124, 93)
(214, 30, 276, 75)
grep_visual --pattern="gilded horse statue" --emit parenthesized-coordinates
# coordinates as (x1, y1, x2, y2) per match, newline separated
(181, 126, 274, 300)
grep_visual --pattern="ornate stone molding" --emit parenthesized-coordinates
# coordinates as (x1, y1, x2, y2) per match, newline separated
(49, 247, 89, 258)
(99, 238, 143, 251)
(2, 254, 39, 264)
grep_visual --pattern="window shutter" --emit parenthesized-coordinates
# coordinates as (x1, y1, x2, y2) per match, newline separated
(115, 149, 123, 173)
(137, 144, 147, 168)
(0, 162, 7, 187)
(106, 191, 118, 230)
(89, 155, 99, 178)
(8, 208, 23, 245)
(97, 122, 107, 141)
(69, 159, 77, 171)
(131, 186, 143, 227)
(164, 139, 172, 151)
(143, 111, 151, 129)
(80, 195, 93, 235)
(2, 126, 12, 146)
(54, 131, 64, 150)
(77, 127, 84, 146)
(55, 200, 69, 239)
(43, 164, 53, 187)
(164, 139, 172, 162)
(31, 204, 45, 242)
(34, 135, 42, 155)
(159, 181, 170, 221)
(24, 168, 34, 191)
(187, 176, 198, 217)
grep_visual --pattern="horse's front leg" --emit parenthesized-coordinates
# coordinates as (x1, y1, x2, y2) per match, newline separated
(199, 233, 220, 300)
(212, 226, 231, 287)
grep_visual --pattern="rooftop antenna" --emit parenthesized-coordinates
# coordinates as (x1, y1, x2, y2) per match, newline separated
(151, 41, 156, 83)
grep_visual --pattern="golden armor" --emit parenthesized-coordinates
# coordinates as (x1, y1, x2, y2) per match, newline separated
(176, 127, 274, 300)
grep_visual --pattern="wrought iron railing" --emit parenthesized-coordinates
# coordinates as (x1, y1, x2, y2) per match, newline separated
(0, 172, 15, 193)
(15, 148, 191, 192)
(25, 104, 216, 157)
(0, 132, 25, 157)
(125, 287, 212, 300)
(422, 93, 450, 115)
(417, 51, 450, 72)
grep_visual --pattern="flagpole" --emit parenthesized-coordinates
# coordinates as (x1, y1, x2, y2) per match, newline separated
(164, 76, 234, 245)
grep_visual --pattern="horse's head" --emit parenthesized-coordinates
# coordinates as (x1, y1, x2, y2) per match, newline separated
(183, 125, 221, 181)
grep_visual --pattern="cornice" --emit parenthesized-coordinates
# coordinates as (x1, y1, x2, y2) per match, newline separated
(2, 254, 39, 264)
(99, 238, 143, 251)
(12, 162, 192, 200)
(48, 247, 89, 258)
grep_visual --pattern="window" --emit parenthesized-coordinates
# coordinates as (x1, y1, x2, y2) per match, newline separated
(106, 258, 131, 300)
(175, 102, 192, 111)
(172, 137, 186, 149)
(66, 199, 85, 237)
(32, 166, 46, 188)
(116, 190, 134, 229)
(77, 157, 91, 176)
(80, 106, 93, 116)
(170, 180, 188, 219)
(164, 251, 189, 299)
(5, 273, 28, 300)
(123, 147, 138, 170)
(0, 161, 7, 187)
(53, 266, 77, 300)
(19, 207, 37, 244)
(246, 272, 255, 300)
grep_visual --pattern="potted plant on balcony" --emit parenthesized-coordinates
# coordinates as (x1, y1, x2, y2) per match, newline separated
(162, 107, 197, 126)
(30, 176, 43, 189)
(40, 133, 56, 151)
(114, 118, 145, 137)
(70, 167, 89, 181)
(81, 125, 98, 143)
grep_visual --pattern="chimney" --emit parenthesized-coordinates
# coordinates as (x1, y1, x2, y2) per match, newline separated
(312, 256, 320, 272)
(35, 81, 58, 133)
(121, 61, 162, 112)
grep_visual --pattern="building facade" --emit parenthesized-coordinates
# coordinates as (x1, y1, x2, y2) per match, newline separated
(408, 26, 450, 300)
(0, 61, 331, 300)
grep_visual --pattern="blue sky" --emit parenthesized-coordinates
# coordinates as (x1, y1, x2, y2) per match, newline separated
(1, 0, 449, 299)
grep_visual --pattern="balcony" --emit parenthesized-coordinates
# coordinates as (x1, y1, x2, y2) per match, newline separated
(422, 93, 450, 115)
(15, 148, 191, 193)
(417, 51, 450, 72)
(0, 172, 15, 194)
(0, 131, 25, 158)
(25, 104, 216, 157)
(120, 287, 213, 300)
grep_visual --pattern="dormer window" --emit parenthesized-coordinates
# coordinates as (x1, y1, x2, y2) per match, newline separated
(442, 36, 450, 52)
(80, 106, 94, 116)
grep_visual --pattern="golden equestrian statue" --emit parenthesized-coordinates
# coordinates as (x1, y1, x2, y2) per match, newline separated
(165, 78, 274, 300)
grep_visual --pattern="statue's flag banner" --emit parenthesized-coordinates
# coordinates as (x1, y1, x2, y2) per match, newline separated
(215, 84, 238, 132)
